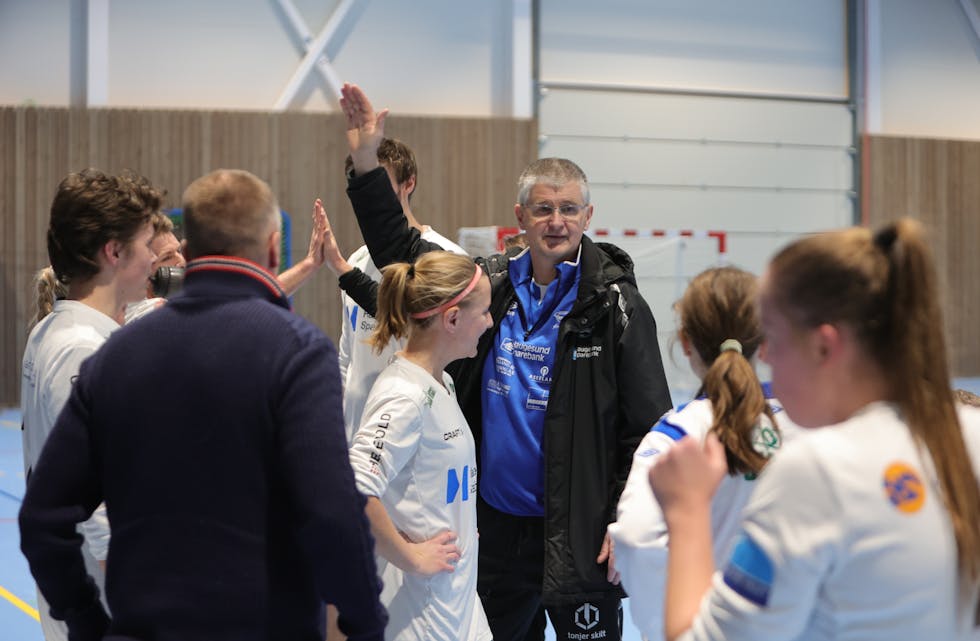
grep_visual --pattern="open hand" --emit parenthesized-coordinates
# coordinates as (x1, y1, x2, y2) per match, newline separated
(313, 199, 351, 276)
(306, 198, 328, 267)
(340, 83, 388, 174)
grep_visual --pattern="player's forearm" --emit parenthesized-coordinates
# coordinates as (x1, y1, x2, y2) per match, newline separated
(277, 257, 320, 296)
(662, 507, 714, 641)
(363, 496, 418, 573)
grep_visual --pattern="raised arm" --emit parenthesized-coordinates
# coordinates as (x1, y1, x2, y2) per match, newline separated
(340, 84, 449, 270)
(340, 83, 387, 177)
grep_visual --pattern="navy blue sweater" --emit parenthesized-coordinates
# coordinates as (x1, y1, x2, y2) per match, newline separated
(19, 257, 387, 641)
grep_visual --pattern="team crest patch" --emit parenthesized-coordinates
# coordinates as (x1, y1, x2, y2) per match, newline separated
(883, 462, 926, 514)
(722, 533, 773, 607)
(423, 387, 436, 407)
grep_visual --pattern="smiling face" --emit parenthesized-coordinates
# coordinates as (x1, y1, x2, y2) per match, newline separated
(515, 182, 593, 272)
(150, 231, 185, 270)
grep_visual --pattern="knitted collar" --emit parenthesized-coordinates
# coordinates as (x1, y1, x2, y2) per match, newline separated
(184, 256, 290, 309)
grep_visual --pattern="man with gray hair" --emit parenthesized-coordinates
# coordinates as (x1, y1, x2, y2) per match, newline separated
(338, 84, 672, 641)
(20, 169, 387, 641)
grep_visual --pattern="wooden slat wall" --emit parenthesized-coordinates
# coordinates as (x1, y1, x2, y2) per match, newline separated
(867, 135, 980, 377)
(0, 107, 537, 406)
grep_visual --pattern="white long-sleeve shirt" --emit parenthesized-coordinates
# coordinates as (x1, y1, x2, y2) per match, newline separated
(681, 403, 980, 641)
(338, 228, 466, 445)
(610, 389, 799, 641)
(21, 300, 115, 639)
(349, 356, 490, 641)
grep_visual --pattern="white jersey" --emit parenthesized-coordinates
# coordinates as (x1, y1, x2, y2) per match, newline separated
(338, 227, 466, 445)
(349, 356, 490, 641)
(124, 296, 165, 323)
(681, 402, 980, 641)
(610, 390, 800, 641)
(21, 300, 115, 640)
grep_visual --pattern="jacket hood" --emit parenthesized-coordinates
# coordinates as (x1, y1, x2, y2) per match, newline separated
(588, 237, 638, 288)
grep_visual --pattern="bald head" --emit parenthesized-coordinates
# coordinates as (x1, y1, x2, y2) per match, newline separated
(182, 169, 280, 265)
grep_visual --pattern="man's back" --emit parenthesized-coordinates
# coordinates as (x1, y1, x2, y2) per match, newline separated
(20, 260, 386, 641)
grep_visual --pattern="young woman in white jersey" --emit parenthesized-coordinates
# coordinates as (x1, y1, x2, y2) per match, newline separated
(21, 169, 161, 641)
(609, 266, 799, 641)
(348, 251, 494, 641)
(650, 219, 980, 641)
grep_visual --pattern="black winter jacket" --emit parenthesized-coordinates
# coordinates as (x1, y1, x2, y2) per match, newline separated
(343, 168, 672, 604)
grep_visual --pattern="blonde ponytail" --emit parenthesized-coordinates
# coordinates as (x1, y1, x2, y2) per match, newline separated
(30, 266, 67, 328)
(370, 251, 481, 354)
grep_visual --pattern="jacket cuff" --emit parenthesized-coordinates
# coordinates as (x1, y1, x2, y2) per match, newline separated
(338, 267, 365, 293)
(346, 165, 386, 188)
(54, 598, 110, 641)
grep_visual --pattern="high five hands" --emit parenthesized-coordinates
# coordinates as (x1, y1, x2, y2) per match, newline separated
(340, 83, 388, 176)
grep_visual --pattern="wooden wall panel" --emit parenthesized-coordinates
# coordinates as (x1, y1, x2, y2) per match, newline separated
(0, 106, 537, 405)
(867, 135, 980, 377)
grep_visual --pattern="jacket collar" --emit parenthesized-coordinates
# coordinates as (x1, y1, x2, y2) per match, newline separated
(183, 256, 291, 310)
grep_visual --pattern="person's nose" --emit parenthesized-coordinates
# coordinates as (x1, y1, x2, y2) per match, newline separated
(545, 208, 566, 227)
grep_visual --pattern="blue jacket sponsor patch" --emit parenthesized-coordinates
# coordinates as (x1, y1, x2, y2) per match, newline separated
(722, 533, 774, 607)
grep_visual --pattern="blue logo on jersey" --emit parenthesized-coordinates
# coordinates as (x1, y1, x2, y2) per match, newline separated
(722, 533, 774, 607)
(349, 305, 359, 330)
(446, 465, 470, 503)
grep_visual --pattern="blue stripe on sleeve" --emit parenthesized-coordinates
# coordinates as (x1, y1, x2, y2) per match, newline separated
(651, 419, 688, 441)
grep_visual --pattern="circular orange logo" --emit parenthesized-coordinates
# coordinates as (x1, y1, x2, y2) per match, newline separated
(882, 462, 926, 514)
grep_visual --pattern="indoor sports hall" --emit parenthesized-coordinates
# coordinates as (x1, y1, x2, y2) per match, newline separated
(2, 1, 979, 640)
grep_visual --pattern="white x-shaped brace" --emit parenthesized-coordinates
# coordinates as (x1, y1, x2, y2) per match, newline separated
(273, 0, 364, 111)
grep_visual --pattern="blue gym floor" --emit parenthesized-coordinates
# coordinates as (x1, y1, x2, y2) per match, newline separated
(4, 377, 980, 640)
(0, 407, 41, 641)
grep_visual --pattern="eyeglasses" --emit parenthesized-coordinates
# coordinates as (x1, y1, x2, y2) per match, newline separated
(525, 203, 589, 219)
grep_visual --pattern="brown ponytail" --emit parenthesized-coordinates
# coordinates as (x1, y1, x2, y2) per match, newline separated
(678, 267, 774, 476)
(768, 218, 980, 590)
(876, 220, 980, 588)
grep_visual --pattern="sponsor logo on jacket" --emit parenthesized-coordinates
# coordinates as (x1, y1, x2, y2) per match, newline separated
(552, 310, 568, 329)
(501, 337, 551, 362)
(496, 356, 515, 377)
(529, 365, 551, 384)
(487, 378, 511, 397)
(572, 345, 602, 360)
(526, 387, 548, 412)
